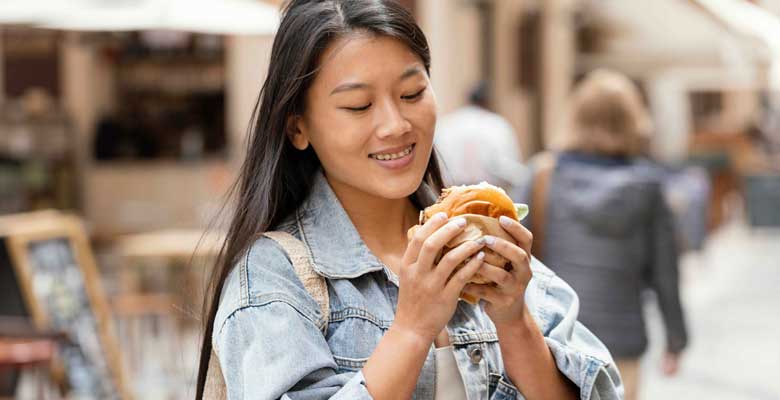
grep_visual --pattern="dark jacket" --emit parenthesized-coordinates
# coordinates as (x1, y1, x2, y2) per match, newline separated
(516, 151, 688, 358)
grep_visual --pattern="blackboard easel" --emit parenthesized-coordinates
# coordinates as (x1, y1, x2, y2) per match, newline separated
(0, 211, 131, 400)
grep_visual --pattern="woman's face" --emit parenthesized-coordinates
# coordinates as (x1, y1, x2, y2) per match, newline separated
(290, 33, 436, 200)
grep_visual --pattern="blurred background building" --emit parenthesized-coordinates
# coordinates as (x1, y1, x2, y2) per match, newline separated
(1, 0, 779, 399)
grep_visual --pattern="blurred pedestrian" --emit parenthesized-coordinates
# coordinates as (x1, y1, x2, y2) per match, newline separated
(435, 81, 524, 190)
(520, 69, 688, 400)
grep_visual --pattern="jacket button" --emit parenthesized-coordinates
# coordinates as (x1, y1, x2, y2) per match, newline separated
(469, 347, 483, 364)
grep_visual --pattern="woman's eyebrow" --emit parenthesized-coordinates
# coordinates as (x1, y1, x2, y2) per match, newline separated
(399, 66, 423, 81)
(330, 66, 423, 95)
(330, 82, 368, 96)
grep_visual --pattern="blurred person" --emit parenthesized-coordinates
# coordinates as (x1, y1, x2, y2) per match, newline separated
(434, 81, 524, 190)
(195, 1, 622, 399)
(520, 69, 688, 400)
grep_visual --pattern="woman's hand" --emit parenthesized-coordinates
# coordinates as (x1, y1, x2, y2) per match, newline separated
(462, 215, 534, 326)
(365, 212, 485, 399)
(393, 212, 486, 342)
(469, 216, 578, 399)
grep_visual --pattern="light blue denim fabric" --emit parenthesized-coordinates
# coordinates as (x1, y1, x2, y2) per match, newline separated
(212, 170, 623, 400)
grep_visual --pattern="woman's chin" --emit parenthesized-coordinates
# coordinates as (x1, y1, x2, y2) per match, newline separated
(367, 151, 431, 198)
(367, 168, 428, 200)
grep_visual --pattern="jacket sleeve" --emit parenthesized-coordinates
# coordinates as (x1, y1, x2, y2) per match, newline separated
(214, 303, 373, 400)
(211, 238, 374, 400)
(646, 186, 688, 354)
(514, 259, 625, 400)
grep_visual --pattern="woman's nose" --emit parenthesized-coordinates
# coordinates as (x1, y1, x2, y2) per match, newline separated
(375, 100, 412, 139)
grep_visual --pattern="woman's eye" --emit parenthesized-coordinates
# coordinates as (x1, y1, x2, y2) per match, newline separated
(344, 103, 371, 112)
(402, 87, 426, 101)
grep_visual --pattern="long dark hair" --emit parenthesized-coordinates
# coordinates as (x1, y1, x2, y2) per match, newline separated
(195, 0, 443, 397)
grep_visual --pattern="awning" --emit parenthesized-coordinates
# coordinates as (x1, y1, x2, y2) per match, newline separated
(0, 0, 279, 35)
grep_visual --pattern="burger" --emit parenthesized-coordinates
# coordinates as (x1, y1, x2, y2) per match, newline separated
(407, 182, 529, 304)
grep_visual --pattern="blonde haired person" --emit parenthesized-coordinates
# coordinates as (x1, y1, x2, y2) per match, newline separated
(555, 69, 652, 156)
(520, 69, 688, 400)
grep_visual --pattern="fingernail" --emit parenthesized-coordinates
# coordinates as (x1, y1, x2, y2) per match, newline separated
(483, 235, 495, 246)
(454, 217, 467, 227)
(434, 212, 447, 222)
(499, 216, 512, 226)
(476, 251, 485, 260)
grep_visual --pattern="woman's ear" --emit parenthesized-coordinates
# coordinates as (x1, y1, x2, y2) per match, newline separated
(286, 115, 310, 150)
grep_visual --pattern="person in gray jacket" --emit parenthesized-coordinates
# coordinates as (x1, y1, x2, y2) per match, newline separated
(518, 69, 688, 400)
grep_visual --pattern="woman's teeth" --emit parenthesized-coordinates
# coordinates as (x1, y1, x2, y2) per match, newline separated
(370, 145, 413, 161)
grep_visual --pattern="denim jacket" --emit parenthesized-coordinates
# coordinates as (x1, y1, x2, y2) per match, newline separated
(212, 170, 623, 400)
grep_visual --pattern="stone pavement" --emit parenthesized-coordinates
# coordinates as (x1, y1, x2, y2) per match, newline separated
(640, 222, 780, 400)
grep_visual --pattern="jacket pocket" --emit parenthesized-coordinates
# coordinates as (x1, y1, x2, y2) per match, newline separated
(332, 355, 369, 372)
(328, 307, 389, 372)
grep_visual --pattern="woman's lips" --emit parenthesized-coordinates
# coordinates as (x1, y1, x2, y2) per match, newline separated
(369, 143, 416, 170)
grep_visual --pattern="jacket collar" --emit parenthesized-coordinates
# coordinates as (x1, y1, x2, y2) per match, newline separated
(295, 169, 437, 280)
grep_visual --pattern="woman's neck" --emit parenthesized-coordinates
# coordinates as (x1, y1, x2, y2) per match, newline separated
(325, 175, 419, 271)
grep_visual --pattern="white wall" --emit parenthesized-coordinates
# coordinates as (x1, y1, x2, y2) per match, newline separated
(540, 0, 575, 151)
(417, 0, 482, 115)
(84, 161, 233, 236)
(225, 35, 274, 168)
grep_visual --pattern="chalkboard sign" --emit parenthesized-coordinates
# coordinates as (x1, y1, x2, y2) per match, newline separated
(2, 211, 131, 399)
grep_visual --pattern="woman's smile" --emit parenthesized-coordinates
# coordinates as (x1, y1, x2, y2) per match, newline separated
(368, 143, 416, 169)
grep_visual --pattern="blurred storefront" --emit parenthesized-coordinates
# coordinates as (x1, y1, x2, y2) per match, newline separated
(0, 4, 278, 239)
(4, 1, 780, 232)
(1, 2, 279, 398)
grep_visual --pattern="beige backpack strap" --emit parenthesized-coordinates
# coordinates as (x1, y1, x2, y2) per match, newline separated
(203, 349, 227, 400)
(263, 231, 330, 331)
(529, 152, 557, 261)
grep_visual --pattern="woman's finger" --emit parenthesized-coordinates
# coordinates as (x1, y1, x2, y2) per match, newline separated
(498, 216, 533, 255)
(475, 262, 516, 289)
(462, 284, 515, 308)
(443, 251, 485, 299)
(483, 235, 530, 271)
(403, 212, 449, 265)
(434, 240, 485, 285)
(415, 216, 469, 269)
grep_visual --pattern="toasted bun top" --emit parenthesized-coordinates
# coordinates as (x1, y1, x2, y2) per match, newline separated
(422, 182, 517, 222)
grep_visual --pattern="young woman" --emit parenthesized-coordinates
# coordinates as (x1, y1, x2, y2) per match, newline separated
(196, 1, 621, 399)
(521, 69, 688, 400)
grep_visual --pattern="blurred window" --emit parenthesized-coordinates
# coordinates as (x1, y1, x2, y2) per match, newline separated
(518, 10, 540, 94)
(0, 28, 76, 212)
(690, 90, 724, 133)
(2, 28, 60, 99)
(94, 32, 227, 162)
(518, 9, 543, 151)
